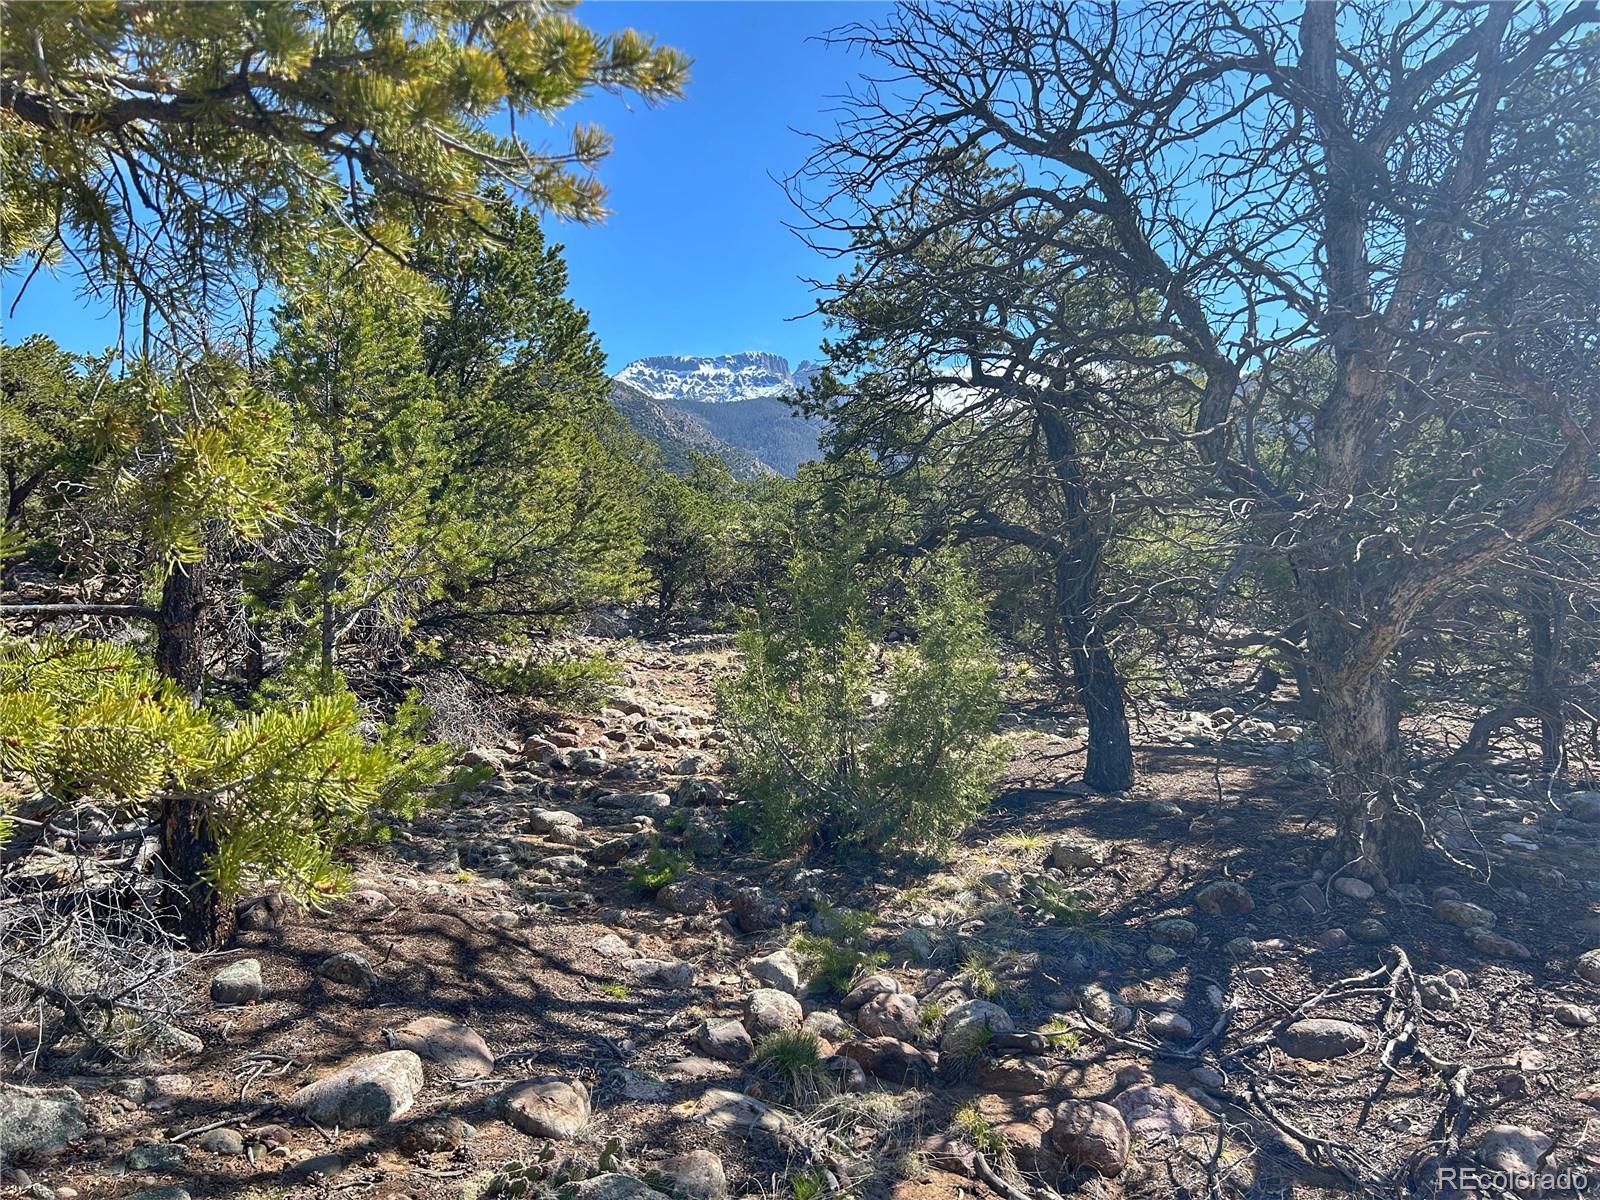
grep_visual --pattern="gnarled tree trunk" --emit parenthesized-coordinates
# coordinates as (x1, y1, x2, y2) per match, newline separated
(1315, 664, 1422, 882)
(1060, 601, 1134, 792)
(1040, 402, 1134, 793)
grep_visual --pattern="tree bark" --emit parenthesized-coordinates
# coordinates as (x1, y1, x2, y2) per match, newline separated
(155, 560, 206, 697)
(1527, 582, 1565, 773)
(1311, 643, 1423, 881)
(1039, 402, 1134, 793)
(151, 558, 227, 946)
(158, 789, 232, 950)
(1060, 601, 1134, 792)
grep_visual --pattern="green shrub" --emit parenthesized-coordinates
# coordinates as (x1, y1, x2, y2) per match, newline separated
(629, 843, 690, 894)
(477, 650, 624, 709)
(721, 552, 1005, 855)
(791, 905, 886, 994)
(950, 1101, 1014, 1172)
(0, 637, 448, 901)
(755, 1029, 832, 1102)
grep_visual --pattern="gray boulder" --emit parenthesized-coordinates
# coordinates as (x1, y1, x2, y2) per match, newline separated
(210, 958, 263, 1005)
(389, 1016, 495, 1079)
(501, 1075, 590, 1139)
(0, 1084, 87, 1162)
(289, 1050, 424, 1127)
(1279, 1018, 1367, 1060)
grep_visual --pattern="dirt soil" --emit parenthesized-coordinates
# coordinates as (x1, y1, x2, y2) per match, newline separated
(4, 638, 1598, 1200)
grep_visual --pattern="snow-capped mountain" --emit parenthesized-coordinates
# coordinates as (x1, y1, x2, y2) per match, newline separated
(610, 352, 827, 478)
(615, 352, 821, 405)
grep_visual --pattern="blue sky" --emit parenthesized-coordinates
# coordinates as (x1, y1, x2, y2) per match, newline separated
(2, 1, 890, 373)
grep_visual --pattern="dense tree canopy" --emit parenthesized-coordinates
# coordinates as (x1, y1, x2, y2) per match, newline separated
(0, 0, 688, 337)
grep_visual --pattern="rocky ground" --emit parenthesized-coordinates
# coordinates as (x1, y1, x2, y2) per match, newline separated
(3, 638, 1599, 1200)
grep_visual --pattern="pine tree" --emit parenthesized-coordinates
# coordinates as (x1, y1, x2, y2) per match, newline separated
(0, 638, 448, 946)
(1, 1, 689, 330)
(268, 257, 451, 683)
(415, 206, 648, 638)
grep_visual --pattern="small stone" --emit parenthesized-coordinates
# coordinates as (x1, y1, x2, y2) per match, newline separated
(1351, 918, 1390, 943)
(1333, 877, 1375, 901)
(192, 1128, 244, 1156)
(290, 1051, 424, 1128)
(654, 1149, 728, 1200)
(857, 993, 920, 1041)
(318, 950, 377, 990)
(1146, 945, 1179, 967)
(748, 949, 802, 994)
(1279, 1018, 1367, 1060)
(500, 1076, 590, 1139)
(1049, 1100, 1128, 1177)
(1194, 881, 1254, 916)
(1147, 1011, 1194, 1040)
(941, 999, 1014, 1057)
(1555, 1003, 1597, 1028)
(695, 1018, 754, 1064)
(128, 1189, 191, 1200)
(1315, 928, 1350, 950)
(389, 1017, 495, 1079)
(743, 988, 803, 1038)
(210, 959, 263, 1005)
